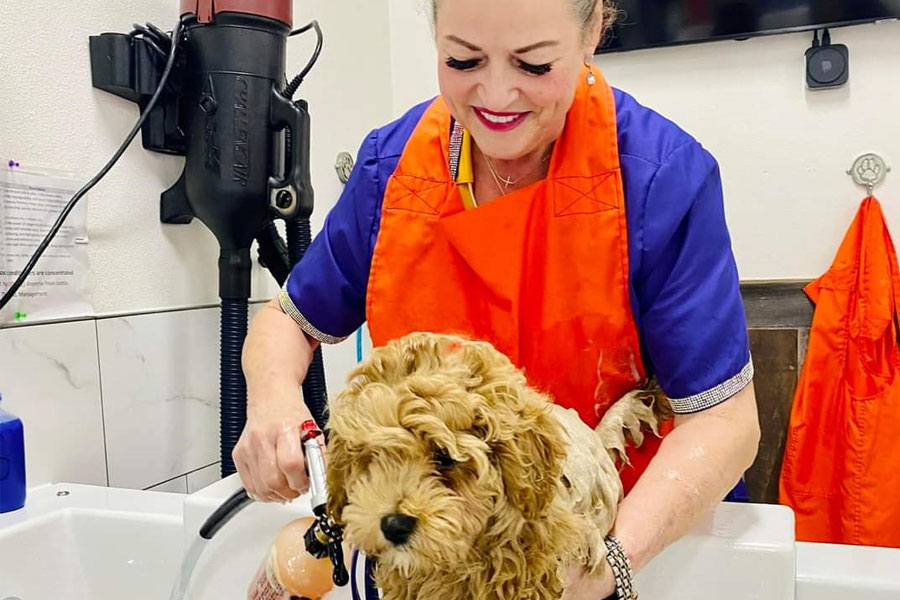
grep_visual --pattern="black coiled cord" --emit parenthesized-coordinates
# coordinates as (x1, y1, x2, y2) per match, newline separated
(220, 298, 249, 476)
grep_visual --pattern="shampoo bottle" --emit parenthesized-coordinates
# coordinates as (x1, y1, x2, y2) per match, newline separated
(0, 393, 26, 513)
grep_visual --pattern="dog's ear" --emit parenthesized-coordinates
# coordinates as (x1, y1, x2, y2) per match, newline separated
(491, 398, 567, 520)
(325, 429, 351, 523)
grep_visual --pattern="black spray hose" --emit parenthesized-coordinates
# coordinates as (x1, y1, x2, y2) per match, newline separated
(286, 216, 310, 269)
(220, 298, 248, 477)
(287, 218, 330, 433)
(200, 487, 253, 540)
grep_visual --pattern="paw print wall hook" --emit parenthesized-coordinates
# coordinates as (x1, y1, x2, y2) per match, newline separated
(848, 153, 890, 198)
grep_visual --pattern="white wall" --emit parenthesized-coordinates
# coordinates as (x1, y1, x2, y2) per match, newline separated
(388, 0, 440, 117)
(0, 0, 391, 489)
(1, 0, 393, 316)
(385, 1, 900, 280)
(597, 22, 900, 281)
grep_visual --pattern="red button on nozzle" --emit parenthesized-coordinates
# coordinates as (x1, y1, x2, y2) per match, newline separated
(301, 419, 321, 442)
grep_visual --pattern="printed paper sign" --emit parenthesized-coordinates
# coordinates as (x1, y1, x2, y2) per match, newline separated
(0, 163, 93, 324)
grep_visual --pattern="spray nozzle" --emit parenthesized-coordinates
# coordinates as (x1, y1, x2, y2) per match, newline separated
(299, 420, 349, 587)
(303, 514, 350, 586)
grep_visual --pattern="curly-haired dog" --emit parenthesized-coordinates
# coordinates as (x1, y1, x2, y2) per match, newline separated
(325, 332, 669, 600)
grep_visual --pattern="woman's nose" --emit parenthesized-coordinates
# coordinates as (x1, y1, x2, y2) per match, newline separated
(476, 64, 518, 111)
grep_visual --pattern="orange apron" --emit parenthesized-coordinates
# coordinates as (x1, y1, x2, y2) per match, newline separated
(365, 68, 669, 492)
(780, 197, 900, 547)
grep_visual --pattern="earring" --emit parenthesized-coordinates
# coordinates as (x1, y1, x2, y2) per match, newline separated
(586, 69, 596, 86)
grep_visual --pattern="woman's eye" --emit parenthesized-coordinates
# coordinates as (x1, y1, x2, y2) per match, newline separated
(518, 60, 553, 76)
(433, 448, 457, 469)
(445, 57, 482, 71)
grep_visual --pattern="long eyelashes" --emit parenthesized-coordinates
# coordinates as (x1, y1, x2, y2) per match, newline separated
(445, 57, 481, 71)
(517, 60, 553, 76)
(445, 56, 554, 76)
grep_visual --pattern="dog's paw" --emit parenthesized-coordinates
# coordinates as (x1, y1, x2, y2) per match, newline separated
(595, 389, 663, 464)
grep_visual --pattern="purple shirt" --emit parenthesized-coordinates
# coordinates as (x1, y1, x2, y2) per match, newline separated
(283, 89, 753, 413)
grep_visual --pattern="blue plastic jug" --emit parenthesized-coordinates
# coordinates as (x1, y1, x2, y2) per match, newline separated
(0, 393, 26, 513)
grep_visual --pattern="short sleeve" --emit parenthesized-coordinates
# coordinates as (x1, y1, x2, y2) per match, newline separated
(635, 141, 753, 413)
(278, 131, 380, 343)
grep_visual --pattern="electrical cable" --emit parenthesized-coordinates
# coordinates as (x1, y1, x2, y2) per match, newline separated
(285, 20, 323, 99)
(0, 19, 184, 313)
(130, 24, 169, 58)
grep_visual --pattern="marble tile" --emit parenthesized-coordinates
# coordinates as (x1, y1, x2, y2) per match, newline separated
(0, 320, 107, 487)
(186, 463, 222, 493)
(97, 307, 221, 490)
(146, 476, 188, 493)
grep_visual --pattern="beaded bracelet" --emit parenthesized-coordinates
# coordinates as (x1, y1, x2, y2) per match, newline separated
(603, 535, 637, 600)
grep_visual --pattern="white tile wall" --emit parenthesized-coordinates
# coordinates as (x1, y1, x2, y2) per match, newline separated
(97, 308, 221, 490)
(0, 320, 107, 487)
(186, 463, 222, 493)
(0, 302, 360, 494)
(147, 476, 188, 493)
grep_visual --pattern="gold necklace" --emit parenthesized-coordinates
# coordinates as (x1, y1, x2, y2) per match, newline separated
(482, 149, 552, 195)
(485, 155, 520, 189)
(484, 156, 512, 194)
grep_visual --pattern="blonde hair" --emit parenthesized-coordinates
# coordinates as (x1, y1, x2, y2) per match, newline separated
(428, 0, 617, 40)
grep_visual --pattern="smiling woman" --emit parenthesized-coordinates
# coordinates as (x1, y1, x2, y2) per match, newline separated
(430, 0, 607, 205)
(238, 0, 760, 598)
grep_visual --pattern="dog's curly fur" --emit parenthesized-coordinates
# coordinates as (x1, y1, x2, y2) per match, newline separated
(326, 332, 668, 600)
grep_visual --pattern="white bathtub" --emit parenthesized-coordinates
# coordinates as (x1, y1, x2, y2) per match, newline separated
(796, 542, 900, 599)
(2, 477, 899, 600)
(0, 483, 183, 600)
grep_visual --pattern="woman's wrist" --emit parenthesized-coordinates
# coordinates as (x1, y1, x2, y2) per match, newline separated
(608, 524, 644, 572)
(604, 534, 637, 600)
(246, 379, 307, 418)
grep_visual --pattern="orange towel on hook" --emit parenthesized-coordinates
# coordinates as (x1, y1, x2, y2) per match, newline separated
(780, 197, 900, 547)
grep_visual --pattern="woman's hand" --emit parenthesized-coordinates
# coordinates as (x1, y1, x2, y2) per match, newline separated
(561, 564, 616, 600)
(233, 390, 313, 502)
(235, 298, 320, 503)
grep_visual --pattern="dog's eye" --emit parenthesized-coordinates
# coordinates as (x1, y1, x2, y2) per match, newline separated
(433, 448, 456, 469)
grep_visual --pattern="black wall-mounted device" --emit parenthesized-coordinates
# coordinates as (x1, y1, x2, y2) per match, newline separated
(806, 29, 849, 90)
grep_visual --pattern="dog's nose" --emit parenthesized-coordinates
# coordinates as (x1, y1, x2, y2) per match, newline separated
(381, 513, 417, 545)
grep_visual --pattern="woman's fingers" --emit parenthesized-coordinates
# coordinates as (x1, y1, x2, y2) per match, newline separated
(277, 425, 309, 495)
(233, 398, 317, 503)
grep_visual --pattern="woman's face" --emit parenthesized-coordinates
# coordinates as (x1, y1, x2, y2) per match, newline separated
(434, 0, 599, 162)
